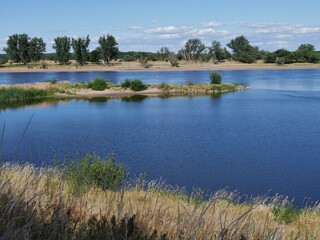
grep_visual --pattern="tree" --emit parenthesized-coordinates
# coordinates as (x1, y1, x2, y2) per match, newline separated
(4, 34, 30, 64)
(53, 36, 71, 64)
(72, 35, 90, 65)
(98, 35, 119, 64)
(90, 48, 101, 64)
(180, 38, 206, 61)
(29, 37, 46, 62)
(227, 36, 259, 63)
(208, 40, 230, 62)
(4, 34, 46, 65)
(158, 47, 179, 67)
(295, 44, 319, 63)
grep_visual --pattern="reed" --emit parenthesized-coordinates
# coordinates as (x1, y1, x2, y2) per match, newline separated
(1, 161, 320, 239)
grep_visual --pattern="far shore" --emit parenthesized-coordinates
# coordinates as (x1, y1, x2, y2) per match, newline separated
(1, 60, 320, 73)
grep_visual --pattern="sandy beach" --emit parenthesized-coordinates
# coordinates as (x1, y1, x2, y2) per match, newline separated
(1, 61, 320, 73)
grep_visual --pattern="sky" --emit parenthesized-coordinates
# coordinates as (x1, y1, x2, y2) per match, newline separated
(1, 0, 320, 53)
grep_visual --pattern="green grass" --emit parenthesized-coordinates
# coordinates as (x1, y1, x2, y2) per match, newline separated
(0, 87, 53, 102)
(271, 206, 301, 224)
(58, 153, 127, 195)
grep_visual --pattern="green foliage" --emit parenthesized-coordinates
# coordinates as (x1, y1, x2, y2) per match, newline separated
(208, 40, 230, 62)
(53, 37, 71, 64)
(63, 153, 127, 194)
(0, 56, 8, 65)
(211, 84, 237, 92)
(237, 52, 256, 63)
(29, 37, 46, 62)
(98, 34, 119, 64)
(71, 35, 90, 65)
(179, 38, 206, 61)
(90, 48, 101, 64)
(295, 44, 320, 63)
(0, 87, 52, 102)
(264, 52, 277, 63)
(88, 78, 109, 91)
(4, 34, 46, 64)
(227, 35, 259, 63)
(158, 47, 179, 67)
(271, 206, 301, 224)
(276, 57, 285, 65)
(210, 71, 222, 84)
(121, 79, 147, 91)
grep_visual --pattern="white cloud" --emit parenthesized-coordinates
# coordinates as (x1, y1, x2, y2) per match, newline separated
(144, 26, 193, 34)
(292, 26, 320, 34)
(266, 40, 288, 48)
(158, 34, 181, 39)
(197, 28, 229, 36)
(276, 34, 292, 39)
(203, 21, 222, 27)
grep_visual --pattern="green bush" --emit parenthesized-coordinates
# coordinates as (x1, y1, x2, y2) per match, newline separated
(121, 79, 147, 91)
(271, 206, 300, 224)
(210, 71, 222, 84)
(63, 153, 127, 195)
(88, 78, 109, 91)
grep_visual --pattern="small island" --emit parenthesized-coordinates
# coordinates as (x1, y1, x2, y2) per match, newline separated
(0, 73, 248, 102)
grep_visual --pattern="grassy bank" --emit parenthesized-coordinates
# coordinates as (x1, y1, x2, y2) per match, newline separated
(1, 158, 320, 239)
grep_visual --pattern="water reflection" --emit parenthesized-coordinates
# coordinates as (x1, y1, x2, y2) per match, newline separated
(0, 99, 63, 112)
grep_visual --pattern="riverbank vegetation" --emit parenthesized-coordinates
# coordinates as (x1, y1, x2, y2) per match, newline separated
(1, 156, 320, 239)
(1, 33, 320, 69)
(0, 76, 245, 102)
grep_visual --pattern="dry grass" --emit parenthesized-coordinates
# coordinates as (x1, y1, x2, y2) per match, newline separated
(1, 163, 320, 239)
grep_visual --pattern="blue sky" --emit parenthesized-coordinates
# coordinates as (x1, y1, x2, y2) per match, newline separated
(1, 0, 320, 53)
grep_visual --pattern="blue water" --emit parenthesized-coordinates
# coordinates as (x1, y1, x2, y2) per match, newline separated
(1, 69, 320, 205)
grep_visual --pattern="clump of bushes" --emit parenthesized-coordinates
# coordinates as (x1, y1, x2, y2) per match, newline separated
(88, 78, 109, 91)
(62, 153, 127, 194)
(210, 71, 222, 84)
(121, 79, 147, 91)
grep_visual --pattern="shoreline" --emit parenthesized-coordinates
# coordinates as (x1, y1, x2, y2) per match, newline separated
(1, 61, 320, 73)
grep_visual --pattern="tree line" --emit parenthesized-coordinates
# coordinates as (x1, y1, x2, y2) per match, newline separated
(2, 34, 119, 66)
(1, 34, 320, 66)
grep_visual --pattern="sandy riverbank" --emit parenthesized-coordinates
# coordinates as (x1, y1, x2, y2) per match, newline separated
(1, 61, 320, 73)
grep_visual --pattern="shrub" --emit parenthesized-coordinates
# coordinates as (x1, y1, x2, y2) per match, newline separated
(88, 78, 108, 91)
(271, 206, 300, 224)
(39, 60, 48, 69)
(121, 79, 147, 91)
(210, 71, 222, 84)
(63, 153, 127, 194)
(276, 57, 285, 65)
(121, 79, 132, 89)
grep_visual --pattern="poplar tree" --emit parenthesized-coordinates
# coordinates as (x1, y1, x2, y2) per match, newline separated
(71, 35, 90, 65)
(53, 36, 71, 64)
(98, 35, 119, 64)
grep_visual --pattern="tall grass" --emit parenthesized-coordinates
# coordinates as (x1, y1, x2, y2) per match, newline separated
(0, 87, 53, 102)
(1, 159, 320, 239)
